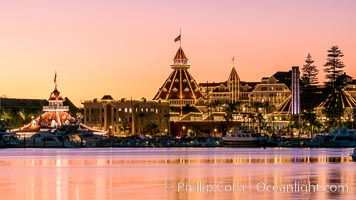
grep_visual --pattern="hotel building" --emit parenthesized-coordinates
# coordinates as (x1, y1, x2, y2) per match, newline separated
(82, 45, 356, 135)
(82, 96, 170, 136)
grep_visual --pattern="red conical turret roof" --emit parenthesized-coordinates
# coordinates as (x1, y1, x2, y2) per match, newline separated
(49, 88, 63, 101)
(173, 47, 188, 60)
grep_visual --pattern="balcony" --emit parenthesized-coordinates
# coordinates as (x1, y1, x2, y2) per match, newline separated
(43, 106, 69, 112)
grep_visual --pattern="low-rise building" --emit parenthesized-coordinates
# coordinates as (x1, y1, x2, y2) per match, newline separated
(83, 96, 170, 136)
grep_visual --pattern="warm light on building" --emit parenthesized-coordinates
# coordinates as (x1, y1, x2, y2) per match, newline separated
(82, 96, 170, 136)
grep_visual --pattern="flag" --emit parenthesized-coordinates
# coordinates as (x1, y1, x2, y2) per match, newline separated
(174, 34, 181, 42)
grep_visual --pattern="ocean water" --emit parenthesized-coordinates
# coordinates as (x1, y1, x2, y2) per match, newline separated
(0, 148, 355, 200)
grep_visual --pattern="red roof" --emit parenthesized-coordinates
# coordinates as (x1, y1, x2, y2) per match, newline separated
(12, 111, 74, 132)
(154, 47, 203, 101)
(37, 111, 74, 126)
(173, 47, 188, 60)
(49, 88, 63, 100)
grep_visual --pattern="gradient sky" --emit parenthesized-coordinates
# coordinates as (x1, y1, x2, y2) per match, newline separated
(1, 0, 355, 107)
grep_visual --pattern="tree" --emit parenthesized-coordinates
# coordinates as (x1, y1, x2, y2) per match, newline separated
(323, 45, 346, 128)
(234, 101, 243, 116)
(144, 123, 159, 135)
(163, 113, 170, 135)
(138, 112, 145, 134)
(248, 113, 256, 132)
(249, 102, 264, 133)
(0, 110, 14, 128)
(262, 101, 274, 114)
(182, 104, 194, 114)
(261, 101, 275, 134)
(75, 111, 84, 122)
(301, 112, 322, 136)
(223, 103, 236, 129)
(301, 53, 319, 87)
(17, 109, 32, 127)
(324, 46, 346, 90)
(301, 53, 319, 132)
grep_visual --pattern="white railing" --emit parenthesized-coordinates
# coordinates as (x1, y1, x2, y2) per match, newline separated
(43, 106, 69, 111)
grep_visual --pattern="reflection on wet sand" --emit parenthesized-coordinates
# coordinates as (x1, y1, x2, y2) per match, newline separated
(0, 148, 355, 200)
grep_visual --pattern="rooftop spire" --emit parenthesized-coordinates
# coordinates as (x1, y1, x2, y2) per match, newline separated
(54, 71, 57, 89)
(173, 47, 188, 66)
(232, 56, 235, 68)
(49, 70, 63, 101)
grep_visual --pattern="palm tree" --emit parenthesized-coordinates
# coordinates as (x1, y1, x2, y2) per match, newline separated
(182, 104, 194, 114)
(250, 102, 264, 132)
(209, 101, 221, 112)
(138, 112, 145, 135)
(261, 101, 276, 134)
(17, 109, 31, 127)
(301, 113, 322, 137)
(248, 113, 256, 132)
(144, 122, 158, 135)
(75, 112, 83, 122)
(256, 113, 265, 133)
(233, 101, 244, 124)
(164, 113, 170, 135)
(223, 103, 236, 129)
(31, 110, 43, 119)
(262, 101, 275, 114)
(0, 110, 14, 128)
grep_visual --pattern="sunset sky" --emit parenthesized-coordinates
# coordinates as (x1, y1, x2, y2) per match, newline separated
(1, 0, 355, 107)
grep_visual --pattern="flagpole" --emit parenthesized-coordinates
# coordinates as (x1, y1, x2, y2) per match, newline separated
(54, 70, 57, 89)
(180, 28, 181, 47)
